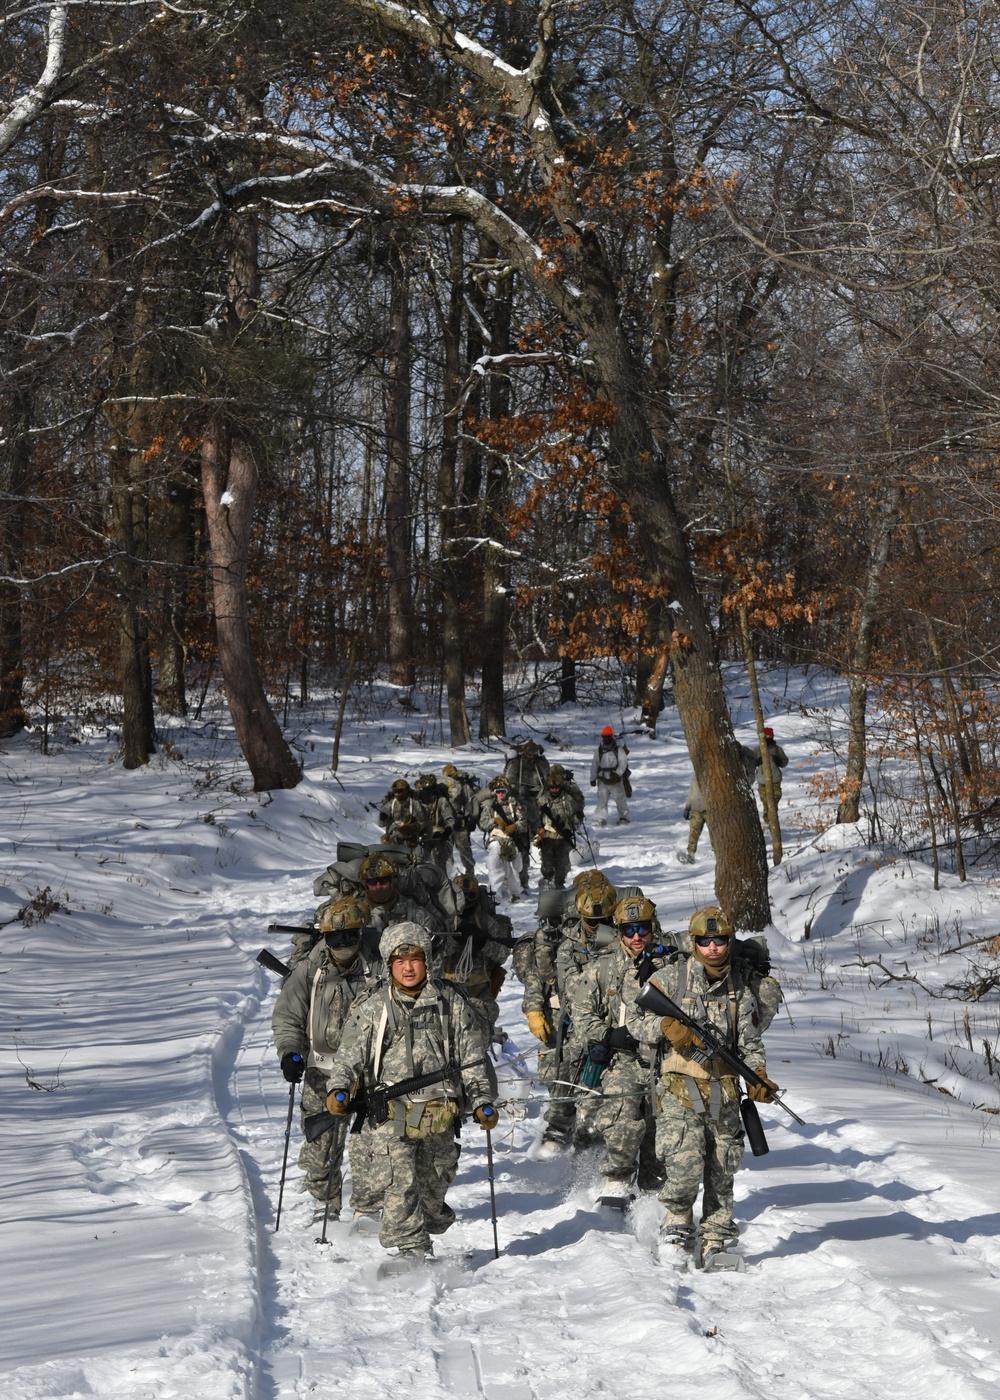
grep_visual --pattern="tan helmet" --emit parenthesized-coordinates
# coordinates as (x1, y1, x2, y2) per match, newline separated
(452, 872, 480, 901)
(689, 905, 734, 940)
(573, 868, 617, 901)
(317, 894, 370, 933)
(488, 775, 509, 792)
(442, 763, 459, 779)
(576, 882, 617, 922)
(416, 774, 438, 793)
(391, 778, 410, 796)
(519, 739, 540, 758)
(359, 852, 398, 883)
(549, 764, 567, 784)
(614, 894, 656, 927)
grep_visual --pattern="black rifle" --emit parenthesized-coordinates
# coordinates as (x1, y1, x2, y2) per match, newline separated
(303, 1056, 486, 1141)
(268, 923, 315, 935)
(634, 979, 805, 1126)
(257, 948, 291, 978)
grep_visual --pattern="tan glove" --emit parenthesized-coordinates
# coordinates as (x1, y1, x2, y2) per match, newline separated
(748, 1073, 778, 1103)
(660, 1016, 702, 1052)
(527, 1010, 553, 1045)
(503, 820, 519, 838)
(326, 1090, 349, 1115)
(474, 1104, 498, 1130)
(489, 965, 507, 997)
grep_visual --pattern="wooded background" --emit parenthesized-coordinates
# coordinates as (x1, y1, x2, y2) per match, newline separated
(3, 1, 999, 923)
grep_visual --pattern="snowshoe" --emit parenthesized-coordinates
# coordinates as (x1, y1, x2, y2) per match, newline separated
(309, 1203, 339, 1227)
(676, 850, 695, 865)
(349, 1210, 382, 1237)
(654, 1226, 695, 1269)
(377, 1245, 433, 1280)
(597, 1179, 635, 1212)
(700, 1242, 745, 1273)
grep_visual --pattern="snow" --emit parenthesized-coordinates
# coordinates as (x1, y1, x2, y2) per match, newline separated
(4, 670, 1000, 1399)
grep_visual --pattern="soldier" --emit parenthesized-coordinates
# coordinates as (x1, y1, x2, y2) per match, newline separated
(290, 886, 372, 970)
(437, 873, 511, 1040)
(545, 878, 619, 1150)
(324, 923, 496, 1270)
(358, 852, 445, 938)
(271, 896, 383, 1223)
(503, 738, 550, 826)
(573, 894, 675, 1200)
(535, 765, 584, 890)
(478, 776, 526, 905)
(414, 774, 457, 872)
(752, 726, 789, 809)
(441, 764, 479, 876)
(627, 905, 778, 1268)
(679, 773, 707, 865)
(377, 779, 424, 836)
(590, 726, 630, 826)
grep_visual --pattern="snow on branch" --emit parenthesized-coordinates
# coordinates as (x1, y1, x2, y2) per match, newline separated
(0, 5, 68, 157)
(446, 351, 593, 415)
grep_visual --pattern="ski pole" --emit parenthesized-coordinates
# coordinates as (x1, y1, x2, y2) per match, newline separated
(316, 1136, 341, 1246)
(274, 1080, 298, 1233)
(485, 1127, 500, 1259)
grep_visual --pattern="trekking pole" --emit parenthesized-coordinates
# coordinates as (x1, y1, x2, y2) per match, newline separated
(485, 1127, 500, 1259)
(315, 1140, 340, 1246)
(579, 815, 599, 868)
(274, 1080, 298, 1233)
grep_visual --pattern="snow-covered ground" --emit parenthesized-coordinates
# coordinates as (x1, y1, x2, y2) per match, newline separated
(4, 670, 1000, 1399)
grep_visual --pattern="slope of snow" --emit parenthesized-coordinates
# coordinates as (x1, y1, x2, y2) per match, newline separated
(3, 674, 1000, 1399)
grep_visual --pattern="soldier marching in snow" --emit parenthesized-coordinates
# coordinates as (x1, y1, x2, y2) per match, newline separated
(323, 923, 496, 1270)
(414, 773, 457, 872)
(358, 852, 445, 938)
(571, 893, 673, 1200)
(271, 896, 384, 1223)
(441, 764, 479, 876)
(752, 727, 789, 809)
(627, 905, 779, 1268)
(535, 764, 584, 890)
(590, 726, 630, 827)
(478, 776, 527, 905)
(378, 779, 424, 837)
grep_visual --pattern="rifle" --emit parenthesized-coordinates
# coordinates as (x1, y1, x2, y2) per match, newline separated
(634, 979, 805, 1127)
(303, 1056, 487, 1141)
(268, 922, 315, 935)
(257, 948, 291, 978)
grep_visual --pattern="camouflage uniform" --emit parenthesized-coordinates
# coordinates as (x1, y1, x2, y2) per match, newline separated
(325, 926, 493, 1254)
(437, 889, 511, 1041)
(535, 779, 584, 889)
(503, 746, 550, 888)
(271, 938, 383, 1211)
(511, 914, 570, 1135)
(442, 767, 479, 876)
(573, 940, 671, 1189)
(478, 788, 526, 903)
(555, 919, 615, 1146)
(378, 789, 425, 835)
(590, 733, 630, 825)
(752, 735, 789, 804)
(415, 780, 458, 872)
(627, 950, 767, 1246)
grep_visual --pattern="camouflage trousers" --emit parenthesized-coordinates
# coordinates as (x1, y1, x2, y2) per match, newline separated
(373, 1123, 462, 1251)
(298, 1070, 384, 1213)
(654, 1085, 745, 1244)
(538, 838, 571, 888)
(538, 1048, 603, 1146)
(687, 810, 708, 858)
(594, 1056, 661, 1189)
(453, 827, 476, 876)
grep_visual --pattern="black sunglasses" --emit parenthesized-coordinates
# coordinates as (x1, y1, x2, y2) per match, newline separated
(325, 929, 361, 949)
(694, 933, 731, 948)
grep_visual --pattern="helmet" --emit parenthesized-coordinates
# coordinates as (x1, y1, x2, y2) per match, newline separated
(391, 778, 410, 796)
(549, 764, 566, 784)
(576, 884, 617, 921)
(442, 764, 459, 779)
(379, 922, 433, 965)
(317, 895, 369, 933)
(614, 895, 656, 927)
(488, 776, 509, 792)
(359, 852, 398, 883)
(689, 905, 734, 940)
(764, 726, 774, 739)
(415, 774, 438, 793)
(452, 872, 479, 900)
(518, 739, 540, 758)
(601, 725, 614, 738)
(574, 868, 616, 899)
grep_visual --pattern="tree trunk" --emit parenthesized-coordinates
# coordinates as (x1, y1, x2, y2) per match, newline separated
(478, 259, 511, 740)
(0, 388, 30, 738)
(155, 471, 195, 717)
(110, 436, 156, 768)
(201, 419, 301, 790)
(838, 484, 902, 823)
(385, 237, 416, 688)
(438, 227, 472, 745)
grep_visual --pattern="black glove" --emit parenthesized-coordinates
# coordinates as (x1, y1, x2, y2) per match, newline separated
(606, 1026, 639, 1054)
(280, 1052, 305, 1083)
(590, 779, 597, 787)
(683, 805, 692, 820)
(587, 1041, 611, 1065)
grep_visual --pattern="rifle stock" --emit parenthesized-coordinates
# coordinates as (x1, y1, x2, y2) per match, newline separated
(257, 947, 292, 978)
(634, 979, 805, 1127)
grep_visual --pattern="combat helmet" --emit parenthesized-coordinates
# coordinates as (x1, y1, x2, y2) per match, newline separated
(415, 774, 439, 796)
(549, 764, 567, 785)
(390, 778, 411, 796)
(575, 881, 617, 922)
(318, 894, 370, 933)
(689, 905, 734, 941)
(359, 852, 398, 883)
(573, 868, 617, 902)
(488, 775, 509, 793)
(614, 894, 656, 928)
